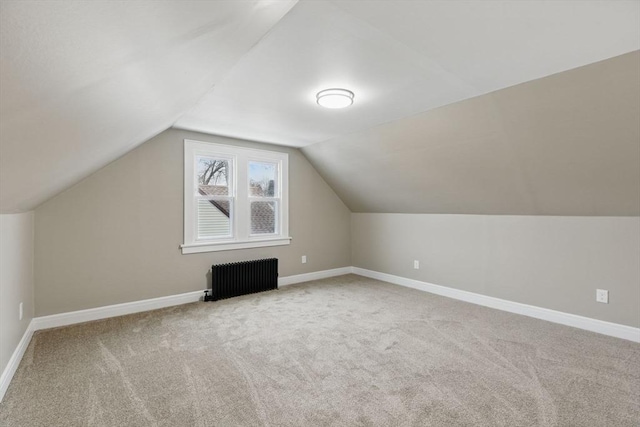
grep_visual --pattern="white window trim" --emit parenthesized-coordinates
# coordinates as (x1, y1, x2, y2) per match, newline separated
(181, 139, 290, 254)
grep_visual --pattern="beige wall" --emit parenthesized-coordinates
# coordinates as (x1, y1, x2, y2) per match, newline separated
(0, 212, 34, 377)
(352, 213, 640, 327)
(29, 127, 640, 330)
(34, 129, 351, 316)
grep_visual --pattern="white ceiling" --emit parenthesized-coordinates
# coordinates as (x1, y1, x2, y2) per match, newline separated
(302, 51, 640, 216)
(0, 0, 296, 213)
(1, 0, 639, 213)
(174, 0, 640, 147)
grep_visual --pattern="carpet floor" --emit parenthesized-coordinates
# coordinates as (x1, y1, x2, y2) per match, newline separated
(1, 274, 638, 426)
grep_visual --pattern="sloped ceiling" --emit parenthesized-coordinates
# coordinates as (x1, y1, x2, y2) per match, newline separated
(0, 0, 296, 213)
(175, 0, 640, 146)
(302, 52, 640, 216)
(1, 0, 639, 216)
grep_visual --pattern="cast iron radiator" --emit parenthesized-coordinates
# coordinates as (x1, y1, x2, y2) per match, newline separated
(205, 258, 278, 301)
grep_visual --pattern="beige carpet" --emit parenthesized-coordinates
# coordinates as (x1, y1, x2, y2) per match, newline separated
(1, 274, 638, 426)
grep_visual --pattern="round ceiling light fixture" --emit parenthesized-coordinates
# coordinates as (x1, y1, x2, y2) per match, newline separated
(316, 88, 354, 109)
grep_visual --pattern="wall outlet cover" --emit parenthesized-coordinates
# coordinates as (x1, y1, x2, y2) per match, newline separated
(596, 289, 609, 304)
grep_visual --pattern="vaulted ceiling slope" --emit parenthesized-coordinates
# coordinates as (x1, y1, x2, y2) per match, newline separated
(1, 1, 638, 215)
(0, 0, 296, 213)
(302, 52, 640, 216)
(175, 0, 640, 147)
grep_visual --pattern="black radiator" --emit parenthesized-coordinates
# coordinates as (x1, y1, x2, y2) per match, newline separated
(205, 258, 278, 301)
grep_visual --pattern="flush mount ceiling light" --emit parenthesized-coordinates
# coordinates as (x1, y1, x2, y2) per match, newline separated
(316, 88, 354, 109)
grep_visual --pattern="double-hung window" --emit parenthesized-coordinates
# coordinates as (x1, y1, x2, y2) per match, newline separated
(182, 139, 290, 254)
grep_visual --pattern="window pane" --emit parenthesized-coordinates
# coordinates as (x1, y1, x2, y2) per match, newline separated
(249, 161, 277, 197)
(198, 199, 231, 238)
(251, 201, 276, 234)
(197, 157, 230, 196)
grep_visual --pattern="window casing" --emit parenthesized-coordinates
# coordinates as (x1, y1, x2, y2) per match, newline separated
(182, 139, 290, 254)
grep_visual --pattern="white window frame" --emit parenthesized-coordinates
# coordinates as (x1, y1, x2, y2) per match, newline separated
(181, 139, 290, 254)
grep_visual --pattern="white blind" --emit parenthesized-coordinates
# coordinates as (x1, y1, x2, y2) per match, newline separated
(197, 200, 230, 238)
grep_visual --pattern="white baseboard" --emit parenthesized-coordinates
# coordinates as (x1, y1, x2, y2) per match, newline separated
(352, 267, 640, 343)
(278, 266, 352, 287)
(31, 290, 204, 331)
(30, 267, 354, 332)
(0, 321, 34, 403)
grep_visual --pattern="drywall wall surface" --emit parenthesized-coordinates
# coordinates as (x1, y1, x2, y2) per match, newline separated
(303, 51, 640, 216)
(34, 129, 351, 316)
(0, 213, 34, 375)
(352, 213, 640, 327)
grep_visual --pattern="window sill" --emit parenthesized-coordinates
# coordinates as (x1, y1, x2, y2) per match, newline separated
(180, 237, 292, 254)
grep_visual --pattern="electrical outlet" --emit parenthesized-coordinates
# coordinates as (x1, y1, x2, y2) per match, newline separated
(19, 302, 23, 321)
(413, 260, 419, 270)
(596, 289, 609, 304)
(301, 255, 307, 264)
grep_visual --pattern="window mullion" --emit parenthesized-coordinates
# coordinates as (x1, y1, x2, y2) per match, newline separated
(235, 154, 249, 241)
